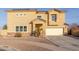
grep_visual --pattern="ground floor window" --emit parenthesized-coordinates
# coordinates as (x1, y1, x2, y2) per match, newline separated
(24, 26, 27, 31)
(16, 26, 19, 32)
(20, 26, 23, 32)
(16, 26, 27, 32)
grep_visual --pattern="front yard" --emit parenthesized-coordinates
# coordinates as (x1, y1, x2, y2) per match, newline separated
(0, 36, 79, 51)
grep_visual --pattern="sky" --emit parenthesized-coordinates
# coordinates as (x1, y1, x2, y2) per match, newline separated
(0, 8, 79, 28)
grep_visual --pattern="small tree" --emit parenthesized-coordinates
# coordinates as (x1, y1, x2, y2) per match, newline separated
(3, 24, 7, 30)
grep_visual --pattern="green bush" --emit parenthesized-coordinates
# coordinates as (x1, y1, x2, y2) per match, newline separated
(72, 31, 79, 37)
(15, 33, 22, 37)
(3, 25, 7, 30)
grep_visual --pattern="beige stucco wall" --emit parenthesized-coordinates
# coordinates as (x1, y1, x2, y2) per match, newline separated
(7, 11, 47, 33)
(48, 10, 65, 26)
(7, 9, 67, 36)
(47, 10, 67, 35)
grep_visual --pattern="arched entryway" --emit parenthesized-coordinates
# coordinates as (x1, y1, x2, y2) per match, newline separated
(30, 19, 46, 37)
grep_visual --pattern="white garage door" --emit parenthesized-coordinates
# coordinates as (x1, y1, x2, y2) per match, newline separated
(46, 28, 63, 36)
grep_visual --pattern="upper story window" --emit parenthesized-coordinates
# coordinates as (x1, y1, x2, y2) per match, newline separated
(16, 14, 18, 16)
(37, 16, 42, 19)
(51, 14, 57, 22)
(16, 14, 26, 16)
(20, 14, 23, 16)
(24, 14, 26, 16)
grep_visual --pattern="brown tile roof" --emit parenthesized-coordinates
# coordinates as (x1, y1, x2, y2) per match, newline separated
(53, 9, 64, 13)
(48, 8, 64, 13)
(6, 9, 64, 13)
(36, 11, 48, 14)
(6, 9, 36, 12)
(6, 9, 48, 14)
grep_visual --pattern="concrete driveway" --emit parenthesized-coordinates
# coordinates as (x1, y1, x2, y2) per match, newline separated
(47, 36, 79, 51)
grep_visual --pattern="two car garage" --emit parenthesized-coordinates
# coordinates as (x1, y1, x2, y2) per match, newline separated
(46, 27, 64, 36)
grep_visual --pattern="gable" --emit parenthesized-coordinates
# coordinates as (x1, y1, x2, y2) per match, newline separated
(48, 9, 64, 13)
(30, 19, 46, 24)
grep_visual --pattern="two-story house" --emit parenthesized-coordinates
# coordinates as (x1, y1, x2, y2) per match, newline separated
(7, 9, 68, 37)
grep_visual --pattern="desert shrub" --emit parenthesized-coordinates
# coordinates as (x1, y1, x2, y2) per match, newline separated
(15, 33, 22, 37)
(72, 31, 79, 37)
(3, 24, 7, 30)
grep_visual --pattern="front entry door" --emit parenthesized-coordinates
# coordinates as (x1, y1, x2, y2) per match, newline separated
(35, 24, 43, 37)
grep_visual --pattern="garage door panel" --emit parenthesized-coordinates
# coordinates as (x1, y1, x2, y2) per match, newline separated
(46, 28, 63, 36)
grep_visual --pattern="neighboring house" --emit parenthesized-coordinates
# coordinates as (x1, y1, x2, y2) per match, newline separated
(7, 9, 68, 37)
(71, 25, 79, 35)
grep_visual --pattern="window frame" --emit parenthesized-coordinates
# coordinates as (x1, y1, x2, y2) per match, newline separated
(20, 14, 23, 16)
(20, 26, 23, 32)
(51, 14, 57, 22)
(37, 16, 42, 19)
(16, 26, 19, 32)
(16, 26, 27, 32)
(16, 14, 26, 16)
(16, 14, 19, 16)
(24, 26, 27, 31)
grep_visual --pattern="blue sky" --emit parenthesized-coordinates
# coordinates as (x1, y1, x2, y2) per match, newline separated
(0, 8, 79, 28)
